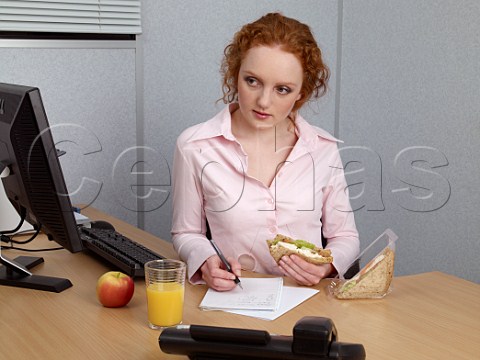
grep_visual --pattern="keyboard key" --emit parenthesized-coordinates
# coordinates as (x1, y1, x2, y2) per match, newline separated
(80, 227, 164, 277)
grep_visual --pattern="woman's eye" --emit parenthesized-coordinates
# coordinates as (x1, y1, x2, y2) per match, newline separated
(277, 86, 292, 95)
(245, 77, 258, 86)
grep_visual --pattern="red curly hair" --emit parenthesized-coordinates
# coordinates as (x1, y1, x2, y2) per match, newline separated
(221, 12, 330, 112)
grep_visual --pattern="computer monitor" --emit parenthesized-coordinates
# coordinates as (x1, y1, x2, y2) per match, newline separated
(0, 82, 83, 292)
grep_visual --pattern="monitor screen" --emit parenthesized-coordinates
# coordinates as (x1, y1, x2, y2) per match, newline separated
(0, 82, 83, 292)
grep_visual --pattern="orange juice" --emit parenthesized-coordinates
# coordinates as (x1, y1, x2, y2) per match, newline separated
(146, 282, 184, 327)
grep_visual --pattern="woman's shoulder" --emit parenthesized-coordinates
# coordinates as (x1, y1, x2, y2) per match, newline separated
(176, 106, 230, 145)
(176, 122, 206, 145)
(311, 125, 340, 143)
(296, 115, 342, 144)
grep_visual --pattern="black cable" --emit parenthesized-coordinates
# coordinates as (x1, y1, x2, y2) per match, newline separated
(1, 234, 10, 243)
(1, 224, 63, 252)
(0, 207, 27, 234)
(7, 226, 41, 245)
(6, 229, 36, 236)
(1, 245, 63, 252)
(1, 225, 41, 253)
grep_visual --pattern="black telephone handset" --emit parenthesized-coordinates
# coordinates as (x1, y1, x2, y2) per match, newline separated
(159, 316, 366, 359)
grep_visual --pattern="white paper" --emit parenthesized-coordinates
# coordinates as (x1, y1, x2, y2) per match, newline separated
(74, 211, 91, 225)
(199, 277, 283, 311)
(225, 286, 319, 321)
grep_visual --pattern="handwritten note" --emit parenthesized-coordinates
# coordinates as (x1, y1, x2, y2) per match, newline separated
(199, 277, 283, 311)
(225, 286, 319, 321)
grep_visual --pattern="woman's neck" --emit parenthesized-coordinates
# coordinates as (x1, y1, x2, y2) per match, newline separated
(230, 108, 298, 187)
(231, 108, 296, 145)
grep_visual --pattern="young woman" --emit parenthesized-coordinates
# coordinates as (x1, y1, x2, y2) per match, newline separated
(172, 13, 359, 291)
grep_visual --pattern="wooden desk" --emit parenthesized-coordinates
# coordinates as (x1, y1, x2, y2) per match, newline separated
(1, 207, 479, 359)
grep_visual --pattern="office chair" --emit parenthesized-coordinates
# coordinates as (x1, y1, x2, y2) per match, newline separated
(205, 221, 359, 279)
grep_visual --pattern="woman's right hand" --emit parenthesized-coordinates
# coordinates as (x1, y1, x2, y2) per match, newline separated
(200, 255, 242, 291)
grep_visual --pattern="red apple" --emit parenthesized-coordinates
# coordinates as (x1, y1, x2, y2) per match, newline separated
(96, 271, 134, 308)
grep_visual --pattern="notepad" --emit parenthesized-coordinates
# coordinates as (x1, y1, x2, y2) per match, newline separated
(199, 277, 283, 311)
(225, 286, 319, 321)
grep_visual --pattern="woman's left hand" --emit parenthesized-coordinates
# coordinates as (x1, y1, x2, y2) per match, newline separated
(278, 254, 334, 286)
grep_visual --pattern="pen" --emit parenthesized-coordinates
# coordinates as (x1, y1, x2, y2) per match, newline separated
(208, 239, 243, 289)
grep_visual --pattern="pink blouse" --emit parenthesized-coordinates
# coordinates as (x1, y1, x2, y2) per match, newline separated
(172, 105, 359, 283)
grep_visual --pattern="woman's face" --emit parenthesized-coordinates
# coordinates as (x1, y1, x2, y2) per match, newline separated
(235, 45, 303, 130)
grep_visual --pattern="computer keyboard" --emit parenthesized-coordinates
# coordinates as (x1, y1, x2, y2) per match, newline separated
(79, 227, 165, 277)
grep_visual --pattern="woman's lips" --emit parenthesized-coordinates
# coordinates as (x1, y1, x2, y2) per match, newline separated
(253, 110, 271, 119)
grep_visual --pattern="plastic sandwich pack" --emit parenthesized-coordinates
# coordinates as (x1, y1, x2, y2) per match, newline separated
(329, 229, 398, 300)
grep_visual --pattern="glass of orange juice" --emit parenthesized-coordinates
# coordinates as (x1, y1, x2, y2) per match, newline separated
(144, 259, 186, 329)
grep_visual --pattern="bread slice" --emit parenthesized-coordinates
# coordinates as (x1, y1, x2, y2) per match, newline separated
(267, 234, 333, 265)
(335, 247, 395, 299)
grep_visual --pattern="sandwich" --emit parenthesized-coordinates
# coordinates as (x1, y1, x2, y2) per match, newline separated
(334, 247, 395, 299)
(267, 234, 333, 265)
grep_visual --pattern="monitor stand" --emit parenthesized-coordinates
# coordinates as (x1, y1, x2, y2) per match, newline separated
(0, 252, 72, 292)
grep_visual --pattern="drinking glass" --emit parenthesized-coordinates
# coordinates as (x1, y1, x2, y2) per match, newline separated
(144, 259, 186, 329)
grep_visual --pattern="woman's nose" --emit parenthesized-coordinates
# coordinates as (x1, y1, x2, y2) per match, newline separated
(257, 88, 273, 109)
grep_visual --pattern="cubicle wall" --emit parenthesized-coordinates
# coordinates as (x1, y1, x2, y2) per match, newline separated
(0, 45, 139, 226)
(1, 0, 478, 283)
(338, 0, 479, 282)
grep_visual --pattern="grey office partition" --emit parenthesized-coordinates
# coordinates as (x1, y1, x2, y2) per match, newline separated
(1, 0, 478, 283)
(0, 46, 138, 226)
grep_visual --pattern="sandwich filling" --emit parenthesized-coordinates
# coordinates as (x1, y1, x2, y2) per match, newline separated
(267, 234, 333, 265)
(270, 241, 327, 261)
